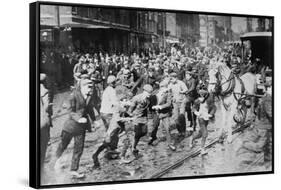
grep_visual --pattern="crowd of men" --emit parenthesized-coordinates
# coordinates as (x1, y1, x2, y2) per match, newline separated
(40, 43, 272, 179)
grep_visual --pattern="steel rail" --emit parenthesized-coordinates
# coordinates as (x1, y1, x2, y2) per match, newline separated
(143, 125, 249, 179)
(144, 137, 219, 179)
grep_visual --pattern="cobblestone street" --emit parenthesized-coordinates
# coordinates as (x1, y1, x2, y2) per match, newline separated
(41, 91, 271, 185)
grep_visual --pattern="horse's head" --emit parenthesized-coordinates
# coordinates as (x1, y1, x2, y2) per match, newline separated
(207, 67, 220, 93)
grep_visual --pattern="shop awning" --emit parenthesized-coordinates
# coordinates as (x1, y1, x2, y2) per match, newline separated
(240, 32, 272, 40)
(166, 38, 180, 44)
(60, 22, 110, 29)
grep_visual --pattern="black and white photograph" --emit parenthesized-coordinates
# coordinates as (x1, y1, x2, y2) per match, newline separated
(33, 1, 273, 188)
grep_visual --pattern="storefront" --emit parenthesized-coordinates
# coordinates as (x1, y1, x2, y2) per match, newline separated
(69, 27, 129, 54)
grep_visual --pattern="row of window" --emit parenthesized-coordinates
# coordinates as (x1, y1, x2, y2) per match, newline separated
(71, 7, 165, 33)
(71, 7, 130, 25)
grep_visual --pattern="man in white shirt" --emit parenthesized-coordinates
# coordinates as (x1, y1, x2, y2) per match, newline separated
(168, 72, 188, 136)
(100, 75, 119, 130)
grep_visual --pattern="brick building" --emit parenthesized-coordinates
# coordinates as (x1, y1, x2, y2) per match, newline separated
(40, 5, 167, 54)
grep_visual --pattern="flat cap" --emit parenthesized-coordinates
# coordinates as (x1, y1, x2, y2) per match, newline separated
(107, 75, 116, 84)
(160, 78, 170, 87)
(170, 72, 177, 77)
(40, 73, 47, 82)
(143, 84, 153, 93)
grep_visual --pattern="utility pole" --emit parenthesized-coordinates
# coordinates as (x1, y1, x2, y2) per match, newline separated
(56, 6, 60, 27)
(55, 6, 60, 46)
(206, 16, 209, 47)
(136, 12, 139, 54)
(162, 12, 166, 49)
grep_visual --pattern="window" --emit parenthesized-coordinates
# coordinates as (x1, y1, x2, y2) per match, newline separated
(72, 7, 77, 15)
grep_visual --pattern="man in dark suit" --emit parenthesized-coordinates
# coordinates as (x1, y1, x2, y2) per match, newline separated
(108, 58, 117, 76)
(183, 68, 199, 129)
(150, 79, 175, 150)
(54, 78, 94, 178)
(101, 57, 109, 89)
(40, 74, 52, 171)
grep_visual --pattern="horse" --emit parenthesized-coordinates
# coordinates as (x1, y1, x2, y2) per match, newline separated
(208, 61, 257, 143)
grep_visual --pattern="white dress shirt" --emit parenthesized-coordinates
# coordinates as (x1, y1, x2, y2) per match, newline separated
(100, 86, 119, 114)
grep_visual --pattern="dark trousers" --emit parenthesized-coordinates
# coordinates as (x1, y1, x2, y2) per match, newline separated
(40, 126, 50, 169)
(92, 127, 121, 162)
(119, 123, 147, 157)
(56, 130, 85, 171)
(176, 114, 186, 134)
(186, 101, 197, 129)
(171, 101, 186, 134)
(192, 118, 208, 148)
(133, 123, 147, 149)
(150, 114, 174, 143)
(150, 114, 160, 140)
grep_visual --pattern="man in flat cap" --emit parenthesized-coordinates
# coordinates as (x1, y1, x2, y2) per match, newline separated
(100, 75, 120, 131)
(40, 73, 53, 173)
(150, 78, 175, 150)
(183, 68, 199, 130)
(117, 68, 134, 89)
(126, 84, 154, 157)
(54, 78, 94, 178)
(73, 56, 88, 85)
(169, 72, 188, 136)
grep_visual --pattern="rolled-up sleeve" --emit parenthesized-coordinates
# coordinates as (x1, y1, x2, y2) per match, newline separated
(180, 81, 188, 93)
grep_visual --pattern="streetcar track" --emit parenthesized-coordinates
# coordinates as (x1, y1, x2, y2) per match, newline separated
(142, 137, 219, 179)
(243, 154, 265, 172)
(142, 125, 250, 179)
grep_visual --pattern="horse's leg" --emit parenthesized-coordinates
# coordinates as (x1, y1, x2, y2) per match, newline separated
(240, 73, 257, 122)
(226, 110, 233, 143)
(249, 96, 256, 121)
(218, 100, 226, 139)
(226, 102, 237, 143)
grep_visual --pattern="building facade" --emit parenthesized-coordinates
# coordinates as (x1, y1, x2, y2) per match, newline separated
(175, 13, 200, 46)
(199, 15, 233, 47)
(41, 5, 132, 53)
(40, 5, 168, 54)
(246, 17, 272, 33)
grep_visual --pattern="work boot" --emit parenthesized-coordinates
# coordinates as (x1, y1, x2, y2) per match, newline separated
(106, 150, 120, 160)
(168, 143, 176, 151)
(218, 134, 225, 144)
(69, 171, 85, 179)
(92, 154, 101, 169)
(120, 156, 134, 164)
(148, 137, 157, 145)
(200, 148, 208, 155)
